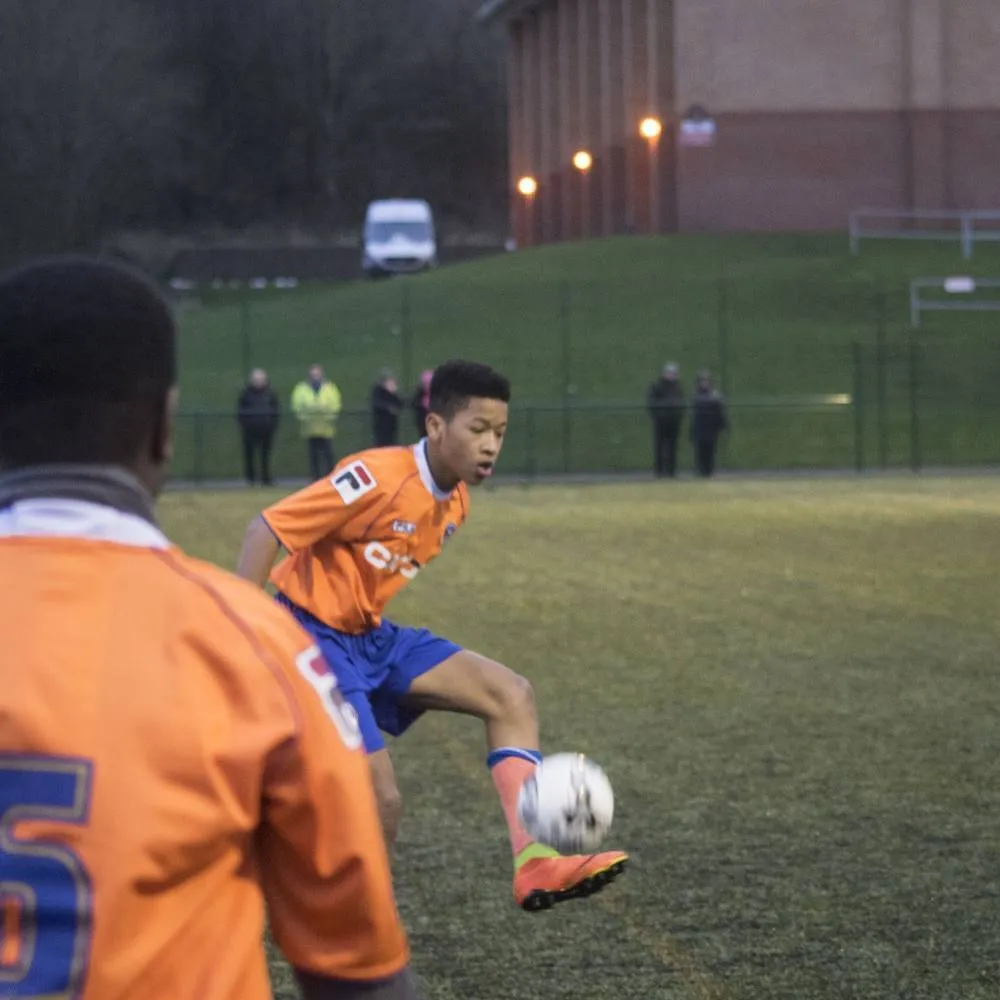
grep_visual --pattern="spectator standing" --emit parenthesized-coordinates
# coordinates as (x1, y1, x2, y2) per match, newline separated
(647, 362, 685, 478)
(291, 364, 342, 481)
(690, 370, 729, 477)
(411, 368, 434, 438)
(237, 367, 280, 486)
(370, 369, 403, 447)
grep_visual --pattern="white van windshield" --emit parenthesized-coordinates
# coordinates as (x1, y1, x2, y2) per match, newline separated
(366, 220, 432, 243)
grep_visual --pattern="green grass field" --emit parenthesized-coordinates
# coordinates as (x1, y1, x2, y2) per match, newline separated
(174, 233, 1000, 477)
(161, 476, 1000, 1000)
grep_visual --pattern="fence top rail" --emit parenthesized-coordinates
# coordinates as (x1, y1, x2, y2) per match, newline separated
(177, 397, 855, 419)
(911, 277, 1000, 289)
(851, 208, 1000, 222)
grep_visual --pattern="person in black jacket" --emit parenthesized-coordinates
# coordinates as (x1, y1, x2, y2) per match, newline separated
(410, 368, 434, 439)
(690, 370, 728, 477)
(237, 368, 280, 485)
(370, 369, 403, 447)
(647, 362, 685, 478)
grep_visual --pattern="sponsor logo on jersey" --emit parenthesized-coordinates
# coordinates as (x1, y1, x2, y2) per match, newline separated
(363, 542, 420, 580)
(332, 461, 377, 505)
(392, 519, 417, 536)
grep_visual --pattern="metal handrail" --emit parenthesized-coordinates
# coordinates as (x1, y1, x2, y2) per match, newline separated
(849, 208, 1000, 260)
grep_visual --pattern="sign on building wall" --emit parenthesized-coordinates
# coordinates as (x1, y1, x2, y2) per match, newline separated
(679, 105, 716, 148)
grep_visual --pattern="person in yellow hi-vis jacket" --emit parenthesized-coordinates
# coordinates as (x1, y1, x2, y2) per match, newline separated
(292, 364, 343, 480)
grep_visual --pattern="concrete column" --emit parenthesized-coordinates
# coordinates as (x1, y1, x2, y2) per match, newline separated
(538, 4, 557, 241)
(577, 0, 593, 237)
(904, 0, 948, 208)
(559, 0, 575, 239)
(627, 0, 651, 232)
(598, 0, 614, 235)
(521, 12, 540, 245)
(508, 21, 525, 246)
(621, 0, 636, 231)
(657, 0, 678, 232)
(646, 0, 661, 232)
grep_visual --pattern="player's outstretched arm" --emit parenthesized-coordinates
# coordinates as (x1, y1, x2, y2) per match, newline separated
(236, 514, 281, 587)
(296, 968, 419, 1000)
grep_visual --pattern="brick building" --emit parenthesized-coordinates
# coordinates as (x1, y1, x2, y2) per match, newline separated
(478, 0, 1000, 243)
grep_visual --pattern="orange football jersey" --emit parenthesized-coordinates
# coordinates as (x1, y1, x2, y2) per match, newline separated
(0, 499, 408, 1000)
(264, 443, 469, 633)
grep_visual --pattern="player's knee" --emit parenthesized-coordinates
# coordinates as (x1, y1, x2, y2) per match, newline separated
(492, 667, 536, 723)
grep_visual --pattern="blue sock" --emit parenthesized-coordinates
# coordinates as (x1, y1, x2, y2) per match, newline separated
(487, 746, 543, 770)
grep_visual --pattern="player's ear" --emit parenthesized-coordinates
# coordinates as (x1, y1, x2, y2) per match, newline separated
(425, 410, 446, 441)
(152, 386, 179, 465)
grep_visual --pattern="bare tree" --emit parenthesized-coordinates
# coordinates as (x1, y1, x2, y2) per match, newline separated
(0, 0, 190, 261)
(0, 0, 507, 262)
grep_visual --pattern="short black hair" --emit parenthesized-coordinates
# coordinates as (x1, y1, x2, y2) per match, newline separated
(0, 257, 176, 469)
(428, 360, 511, 420)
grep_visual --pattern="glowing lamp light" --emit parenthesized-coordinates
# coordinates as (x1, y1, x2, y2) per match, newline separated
(572, 150, 593, 173)
(639, 116, 663, 141)
(517, 176, 538, 197)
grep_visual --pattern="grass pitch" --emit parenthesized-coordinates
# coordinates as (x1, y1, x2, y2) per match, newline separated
(160, 477, 1000, 1000)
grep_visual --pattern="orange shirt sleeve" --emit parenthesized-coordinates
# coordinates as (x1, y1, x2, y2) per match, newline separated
(263, 457, 386, 552)
(254, 616, 409, 980)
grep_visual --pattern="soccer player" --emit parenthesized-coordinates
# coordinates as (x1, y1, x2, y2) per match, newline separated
(236, 360, 629, 912)
(0, 259, 418, 1000)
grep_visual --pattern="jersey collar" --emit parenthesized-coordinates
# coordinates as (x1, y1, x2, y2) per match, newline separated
(414, 439, 453, 501)
(0, 498, 170, 549)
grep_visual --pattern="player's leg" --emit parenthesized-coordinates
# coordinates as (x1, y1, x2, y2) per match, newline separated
(260, 431, 274, 486)
(321, 439, 335, 476)
(368, 748, 404, 847)
(397, 647, 629, 911)
(306, 438, 319, 480)
(667, 423, 679, 478)
(242, 431, 256, 485)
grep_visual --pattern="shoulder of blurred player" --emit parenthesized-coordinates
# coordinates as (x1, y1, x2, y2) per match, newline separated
(160, 549, 319, 709)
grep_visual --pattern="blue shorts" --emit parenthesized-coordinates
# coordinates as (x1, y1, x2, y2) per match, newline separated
(277, 595, 460, 754)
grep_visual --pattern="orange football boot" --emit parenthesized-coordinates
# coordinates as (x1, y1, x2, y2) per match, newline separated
(513, 845, 630, 912)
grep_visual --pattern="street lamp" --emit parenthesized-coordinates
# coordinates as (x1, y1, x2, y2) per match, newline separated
(572, 152, 592, 238)
(639, 117, 663, 233)
(639, 116, 663, 142)
(516, 176, 538, 245)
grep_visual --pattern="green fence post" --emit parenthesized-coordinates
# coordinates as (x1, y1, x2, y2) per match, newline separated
(559, 281, 572, 473)
(525, 406, 537, 484)
(852, 341, 865, 472)
(240, 293, 251, 374)
(875, 288, 888, 469)
(193, 412, 204, 485)
(909, 337, 922, 472)
(717, 269, 730, 396)
(400, 283, 413, 392)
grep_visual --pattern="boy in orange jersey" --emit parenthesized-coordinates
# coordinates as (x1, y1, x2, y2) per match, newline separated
(0, 259, 417, 1000)
(236, 360, 629, 912)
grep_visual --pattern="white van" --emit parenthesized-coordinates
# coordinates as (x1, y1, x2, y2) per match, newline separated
(362, 199, 438, 278)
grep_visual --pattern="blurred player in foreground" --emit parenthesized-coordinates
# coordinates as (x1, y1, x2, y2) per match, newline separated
(0, 259, 417, 1000)
(237, 360, 629, 912)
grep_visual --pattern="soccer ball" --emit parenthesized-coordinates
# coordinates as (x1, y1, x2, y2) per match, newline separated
(516, 753, 614, 854)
